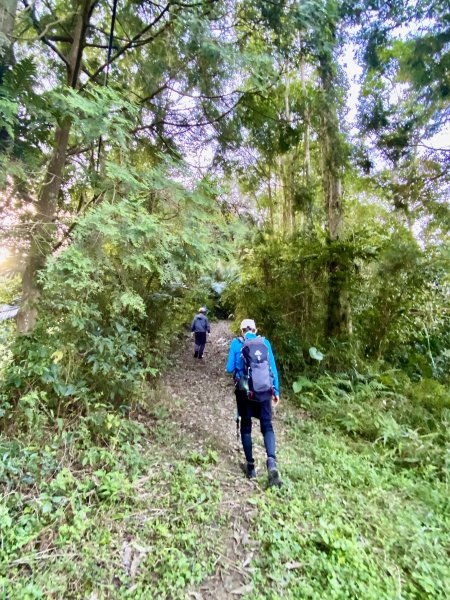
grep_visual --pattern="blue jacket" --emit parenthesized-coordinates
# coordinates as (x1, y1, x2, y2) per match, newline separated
(226, 332, 280, 396)
(191, 313, 210, 333)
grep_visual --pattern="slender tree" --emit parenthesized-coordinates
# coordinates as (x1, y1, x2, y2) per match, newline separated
(17, 0, 93, 333)
(13, 0, 236, 332)
(318, 51, 351, 337)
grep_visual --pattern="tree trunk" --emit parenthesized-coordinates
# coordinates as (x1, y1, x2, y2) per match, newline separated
(17, 0, 92, 333)
(323, 139, 351, 337)
(320, 65, 352, 339)
(16, 122, 71, 332)
(300, 53, 313, 230)
(281, 74, 293, 235)
(267, 168, 274, 231)
(0, 0, 17, 62)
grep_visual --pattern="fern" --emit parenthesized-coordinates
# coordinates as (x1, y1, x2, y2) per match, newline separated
(0, 97, 18, 137)
(3, 58, 36, 95)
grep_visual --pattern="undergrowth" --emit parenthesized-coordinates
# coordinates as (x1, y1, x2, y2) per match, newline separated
(0, 396, 223, 599)
(245, 414, 449, 599)
(1, 335, 448, 598)
(292, 370, 450, 475)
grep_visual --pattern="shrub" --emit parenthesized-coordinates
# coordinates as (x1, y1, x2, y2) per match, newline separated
(292, 370, 449, 474)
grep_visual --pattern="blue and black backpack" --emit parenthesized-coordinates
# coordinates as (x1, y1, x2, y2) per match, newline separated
(238, 336, 274, 400)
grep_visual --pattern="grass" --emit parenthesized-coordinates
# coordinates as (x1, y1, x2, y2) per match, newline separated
(0, 400, 224, 599)
(1, 385, 448, 598)
(242, 409, 449, 599)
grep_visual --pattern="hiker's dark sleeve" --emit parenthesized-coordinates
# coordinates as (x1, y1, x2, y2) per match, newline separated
(191, 318, 196, 332)
(207, 319, 211, 333)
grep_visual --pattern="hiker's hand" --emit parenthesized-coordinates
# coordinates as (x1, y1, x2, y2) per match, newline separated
(272, 395, 280, 407)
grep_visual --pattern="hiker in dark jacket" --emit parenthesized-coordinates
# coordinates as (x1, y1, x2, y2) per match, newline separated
(226, 318, 281, 487)
(191, 307, 210, 359)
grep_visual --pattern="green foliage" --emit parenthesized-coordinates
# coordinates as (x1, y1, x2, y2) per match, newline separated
(50, 86, 139, 147)
(0, 272, 20, 304)
(0, 273, 19, 380)
(292, 370, 449, 474)
(229, 204, 448, 381)
(0, 58, 37, 142)
(246, 416, 449, 599)
(1, 162, 227, 415)
(354, 228, 449, 377)
(0, 320, 14, 387)
(223, 232, 328, 372)
(0, 0, 448, 595)
(356, 0, 450, 141)
(0, 400, 222, 598)
(0, 95, 17, 138)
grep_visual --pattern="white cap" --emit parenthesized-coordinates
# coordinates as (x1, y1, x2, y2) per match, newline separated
(240, 318, 256, 330)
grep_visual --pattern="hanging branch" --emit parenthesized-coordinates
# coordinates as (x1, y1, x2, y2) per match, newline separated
(21, 0, 70, 66)
(96, 0, 118, 168)
(79, 2, 172, 90)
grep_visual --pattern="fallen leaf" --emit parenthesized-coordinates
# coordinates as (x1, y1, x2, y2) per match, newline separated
(242, 552, 253, 568)
(130, 554, 143, 579)
(122, 543, 132, 571)
(230, 583, 253, 595)
(285, 561, 302, 570)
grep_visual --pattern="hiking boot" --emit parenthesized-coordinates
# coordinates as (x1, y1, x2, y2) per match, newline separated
(267, 457, 282, 488)
(194, 351, 198, 358)
(245, 462, 256, 479)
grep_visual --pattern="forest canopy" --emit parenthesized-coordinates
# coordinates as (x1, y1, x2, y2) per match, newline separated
(0, 1, 449, 595)
(0, 0, 448, 408)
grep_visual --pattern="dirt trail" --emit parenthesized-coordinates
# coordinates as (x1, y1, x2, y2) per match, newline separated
(161, 320, 285, 599)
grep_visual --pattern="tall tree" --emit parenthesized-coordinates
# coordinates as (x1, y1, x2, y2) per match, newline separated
(17, 0, 94, 333)
(12, 0, 237, 333)
(233, 0, 352, 337)
(318, 50, 351, 337)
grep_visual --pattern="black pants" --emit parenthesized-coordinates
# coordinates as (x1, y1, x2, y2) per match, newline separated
(235, 388, 276, 463)
(194, 331, 207, 357)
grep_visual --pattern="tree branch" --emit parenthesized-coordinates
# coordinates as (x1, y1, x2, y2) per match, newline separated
(415, 142, 450, 154)
(52, 191, 104, 252)
(133, 97, 242, 134)
(22, 0, 70, 67)
(164, 85, 243, 100)
(46, 35, 72, 42)
(66, 145, 91, 157)
(79, 3, 172, 91)
(138, 83, 170, 104)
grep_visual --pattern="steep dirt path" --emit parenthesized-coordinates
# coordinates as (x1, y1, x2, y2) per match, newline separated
(161, 320, 286, 599)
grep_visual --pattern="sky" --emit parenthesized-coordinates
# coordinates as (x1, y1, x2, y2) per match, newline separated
(342, 42, 450, 151)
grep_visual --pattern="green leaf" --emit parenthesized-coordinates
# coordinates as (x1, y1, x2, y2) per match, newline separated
(309, 347, 324, 361)
(293, 376, 313, 393)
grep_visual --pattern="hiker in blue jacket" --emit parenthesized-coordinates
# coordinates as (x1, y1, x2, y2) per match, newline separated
(191, 307, 210, 359)
(226, 318, 281, 487)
